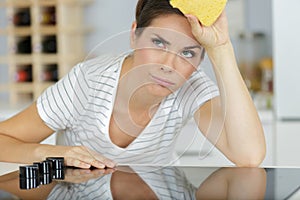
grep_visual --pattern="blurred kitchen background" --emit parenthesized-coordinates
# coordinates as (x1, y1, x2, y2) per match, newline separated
(0, 0, 300, 167)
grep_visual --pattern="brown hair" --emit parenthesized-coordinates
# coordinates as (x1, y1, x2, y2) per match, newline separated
(135, 0, 183, 30)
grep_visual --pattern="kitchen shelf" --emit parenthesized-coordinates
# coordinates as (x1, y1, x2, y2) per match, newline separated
(11, 82, 34, 92)
(0, 0, 93, 7)
(6, 55, 33, 64)
(0, 1, 32, 8)
(0, 0, 93, 105)
(0, 27, 32, 36)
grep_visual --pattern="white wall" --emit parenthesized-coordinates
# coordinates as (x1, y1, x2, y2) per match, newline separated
(84, 0, 138, 57)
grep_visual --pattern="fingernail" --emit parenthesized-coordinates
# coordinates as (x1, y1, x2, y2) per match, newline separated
(97, 162, 105, 168)
(82, 163, 91, 169)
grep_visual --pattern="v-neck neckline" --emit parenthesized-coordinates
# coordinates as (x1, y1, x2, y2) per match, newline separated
(105, 56, 168, 150)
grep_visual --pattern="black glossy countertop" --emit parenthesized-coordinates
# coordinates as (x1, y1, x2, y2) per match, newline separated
(1, 164, 300, 200)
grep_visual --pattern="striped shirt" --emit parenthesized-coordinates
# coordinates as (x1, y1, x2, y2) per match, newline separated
(37, 53, 219, 165)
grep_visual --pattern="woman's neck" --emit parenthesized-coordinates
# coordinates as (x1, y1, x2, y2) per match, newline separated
(111, 55, 163, 133)
(118, 55, 163, 115)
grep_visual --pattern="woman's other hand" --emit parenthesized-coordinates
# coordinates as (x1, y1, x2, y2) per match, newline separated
(185, 11, 230, 50)
(50, 145, 117, 169)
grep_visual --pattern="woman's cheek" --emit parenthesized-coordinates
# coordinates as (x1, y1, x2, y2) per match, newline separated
(136, 49, 163, 65)
(176, 59, 197, 78)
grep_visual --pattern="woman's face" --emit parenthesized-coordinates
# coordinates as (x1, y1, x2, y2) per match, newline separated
(130, 14, 204, 97)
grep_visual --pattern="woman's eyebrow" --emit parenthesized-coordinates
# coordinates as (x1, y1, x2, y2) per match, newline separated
(153, 33, 202, 50)
(153, 34, 171, 45)
(183, 45, 203, 50)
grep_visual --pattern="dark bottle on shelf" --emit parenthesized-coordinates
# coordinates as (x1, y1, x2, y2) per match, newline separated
(13, 8, 31, 26)
(41, 64, 58, 82)
(42, 35, 57, 53)
(15, 65, 32, 82)
(16, 36, 32, 54)
(40, 6, 56, 25)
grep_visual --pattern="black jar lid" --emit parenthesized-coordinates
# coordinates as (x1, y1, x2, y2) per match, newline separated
(33, 160, 52, 174)
(19, 165, 39, 179)
(46, 157, 64, 170)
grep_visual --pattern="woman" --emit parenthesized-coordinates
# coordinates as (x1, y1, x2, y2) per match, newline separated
(0, 0, 265, 168)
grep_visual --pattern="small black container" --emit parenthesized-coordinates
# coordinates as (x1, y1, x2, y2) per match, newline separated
(46, 157, 65, 179)
(33, 160, 52, 185)
(19, 165, 39, 189)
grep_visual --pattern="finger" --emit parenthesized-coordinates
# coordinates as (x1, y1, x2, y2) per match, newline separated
(65, 157, 91, 169)
(68, 155, 103, 169)
(185, 14, 205, 42)
(91, 159, 106, 169)
(92, 156, 116, 168)
(82, 147, 117, 168)
(70, 146, 107, 168)
(185, 14, 202, 28)
(72, 146, 117, 168)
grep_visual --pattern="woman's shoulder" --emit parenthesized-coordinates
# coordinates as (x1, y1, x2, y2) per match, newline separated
(78, 54, 124, 75)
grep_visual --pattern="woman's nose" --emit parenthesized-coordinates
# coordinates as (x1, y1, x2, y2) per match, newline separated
(160, 51, 177, 73)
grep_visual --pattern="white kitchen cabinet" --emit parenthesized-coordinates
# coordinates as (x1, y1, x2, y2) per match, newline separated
(176, 110, 275, 166)
(275, 122, 300, 166)
(273, 0, 300, 119)
(175, 119, 233, 166)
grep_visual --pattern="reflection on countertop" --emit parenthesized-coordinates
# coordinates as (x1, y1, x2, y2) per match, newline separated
(0, 164, 269, 200)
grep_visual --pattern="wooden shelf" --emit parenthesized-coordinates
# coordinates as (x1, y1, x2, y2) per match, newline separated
(36, 54, 58, 63)
(39, 25, 93, 35)
(39, 26, 57, 35)
(0, 26, 32, 36)
(0, 0, 93, 7)
(11, 82, 34, 92)
(0, 55, 34, 65)
(7, 55, 33, 64)
(0, 0, 32, 8)
(0, 26, 93, 36)
(59, 0, 93, 6)
(37, 0, 57, 7)
(1, 0, 92, 105)
(38, 0, 93, 7)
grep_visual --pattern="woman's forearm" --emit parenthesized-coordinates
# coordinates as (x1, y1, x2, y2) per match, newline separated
(0, 134, 57, 164)
(0, 134, 116, 169)
(206, 42, 266, 165)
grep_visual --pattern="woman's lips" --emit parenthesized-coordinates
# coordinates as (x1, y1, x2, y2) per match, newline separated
(150, 74, 175, 87)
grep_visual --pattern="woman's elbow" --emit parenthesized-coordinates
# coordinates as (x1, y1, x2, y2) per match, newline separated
(234, 149, 266, 167)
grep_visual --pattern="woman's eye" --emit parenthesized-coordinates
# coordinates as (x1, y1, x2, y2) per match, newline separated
(152, 38, 165, 48)
(180, 50, 195, 58)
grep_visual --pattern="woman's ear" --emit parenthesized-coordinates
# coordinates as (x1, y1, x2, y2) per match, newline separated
(130, 21, 137, 49)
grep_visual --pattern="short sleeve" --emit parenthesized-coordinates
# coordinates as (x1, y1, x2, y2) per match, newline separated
(36, 62, 87, 131)
(176, 69, 220, 120)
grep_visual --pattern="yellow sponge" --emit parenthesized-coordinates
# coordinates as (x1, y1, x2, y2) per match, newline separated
(170, 0, 227, 26)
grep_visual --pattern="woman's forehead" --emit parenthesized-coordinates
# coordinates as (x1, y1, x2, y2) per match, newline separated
(139, 14, 199, 45)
